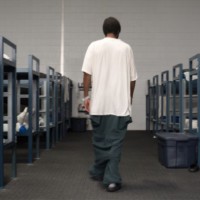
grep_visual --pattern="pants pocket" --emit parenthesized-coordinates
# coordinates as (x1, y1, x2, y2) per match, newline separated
(90, 116, 101, 129)
(118, 116, 132, 130)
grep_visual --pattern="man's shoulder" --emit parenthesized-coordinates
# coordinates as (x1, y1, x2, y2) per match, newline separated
(86, 39, 104, 50)
(90, 39, 104, 45)
(118, 39, 131, 49)
(89, 38, 132, 50)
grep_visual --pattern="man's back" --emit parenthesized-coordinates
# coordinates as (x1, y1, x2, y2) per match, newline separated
(91, 37, 131, 77)
(82, 37, 136, 116)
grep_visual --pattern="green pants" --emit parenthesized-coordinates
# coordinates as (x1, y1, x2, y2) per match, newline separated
(90, 115, 132, 185)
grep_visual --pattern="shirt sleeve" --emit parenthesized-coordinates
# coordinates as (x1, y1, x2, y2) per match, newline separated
(129, 46, 138, 81)
(82, 43, 94, 75)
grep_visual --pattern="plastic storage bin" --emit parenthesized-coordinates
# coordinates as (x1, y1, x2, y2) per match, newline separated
(71, 117, 87, 132)
(156, 132, 198, 168)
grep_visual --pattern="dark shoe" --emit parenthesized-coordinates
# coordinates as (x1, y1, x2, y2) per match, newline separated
(106, 183, 121, 192)
(188, 164, 199, 172)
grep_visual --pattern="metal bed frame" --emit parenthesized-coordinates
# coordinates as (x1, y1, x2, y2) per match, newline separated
(189, 54, 200, 167)
(160, 70, 170, 132)
(152, 75, 159, 134)
(55, 72, 64, 142)
(146, 80, 151, 131)
(16, 55, 40, 164)
(171, 64, 184, 132)
(0, 37, 17, 188)
(39, 66, 56, 149)
(62, 76, 73, 133)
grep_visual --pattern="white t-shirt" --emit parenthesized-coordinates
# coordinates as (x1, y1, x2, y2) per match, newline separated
(82, 37, 138, 116)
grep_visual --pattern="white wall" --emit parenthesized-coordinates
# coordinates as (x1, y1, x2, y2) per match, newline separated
(64, 0, 200, 130)
(0, 0, 61, 73)
(0, 0, 200, 130)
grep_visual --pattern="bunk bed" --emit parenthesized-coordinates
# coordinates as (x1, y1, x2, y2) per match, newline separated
(171, 64, 197, 132)
(60, 75, 65, 138)
(0, 37, 17, 188)
(146, 55, 199, 169)
(62, 76, 67, 134)
(171, 64, 185, 132)
(62, 76, 73, 133)
(55, 72, 63, 142)
(151, 75, 159, 134)
(160, 70, 170, 132)
(16, 55, 40, 164)
(39, 66, 56, 149)
(188, 54, 200, 168)
(146, 80, 151, 131)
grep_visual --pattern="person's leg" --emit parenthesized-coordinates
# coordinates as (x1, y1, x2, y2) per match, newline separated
(102, 116, 132, 187)
(90, 115, 108, 179)
(90, 115, 132, 187)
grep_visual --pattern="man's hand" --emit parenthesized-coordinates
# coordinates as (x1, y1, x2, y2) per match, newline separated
(130, 81, 136, 104)
(83, 72, 91, 113)
(84, 98, 90, 113)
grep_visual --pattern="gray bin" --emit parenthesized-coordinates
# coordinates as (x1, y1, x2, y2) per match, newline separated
(156, 132, 198, 168)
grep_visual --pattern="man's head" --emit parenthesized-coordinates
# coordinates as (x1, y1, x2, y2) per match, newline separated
(103, 17, 121, 38)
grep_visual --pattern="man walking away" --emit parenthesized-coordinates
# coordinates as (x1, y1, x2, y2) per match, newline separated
(82, 17, 138, 192)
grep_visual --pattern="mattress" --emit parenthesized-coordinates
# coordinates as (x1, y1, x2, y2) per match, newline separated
(185, 118, 198, 129)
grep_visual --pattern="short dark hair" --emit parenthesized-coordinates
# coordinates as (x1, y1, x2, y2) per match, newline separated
(103, 17, 121, 37)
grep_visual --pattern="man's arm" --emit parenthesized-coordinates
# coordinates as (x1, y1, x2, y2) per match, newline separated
(83, 72, 91, 112)
(130, 81, 136, 104)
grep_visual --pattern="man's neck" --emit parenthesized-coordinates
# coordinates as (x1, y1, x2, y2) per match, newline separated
(106, 33, 118, 39)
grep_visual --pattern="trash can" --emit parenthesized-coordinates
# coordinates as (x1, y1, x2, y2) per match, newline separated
(71, 117, 87, 132)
